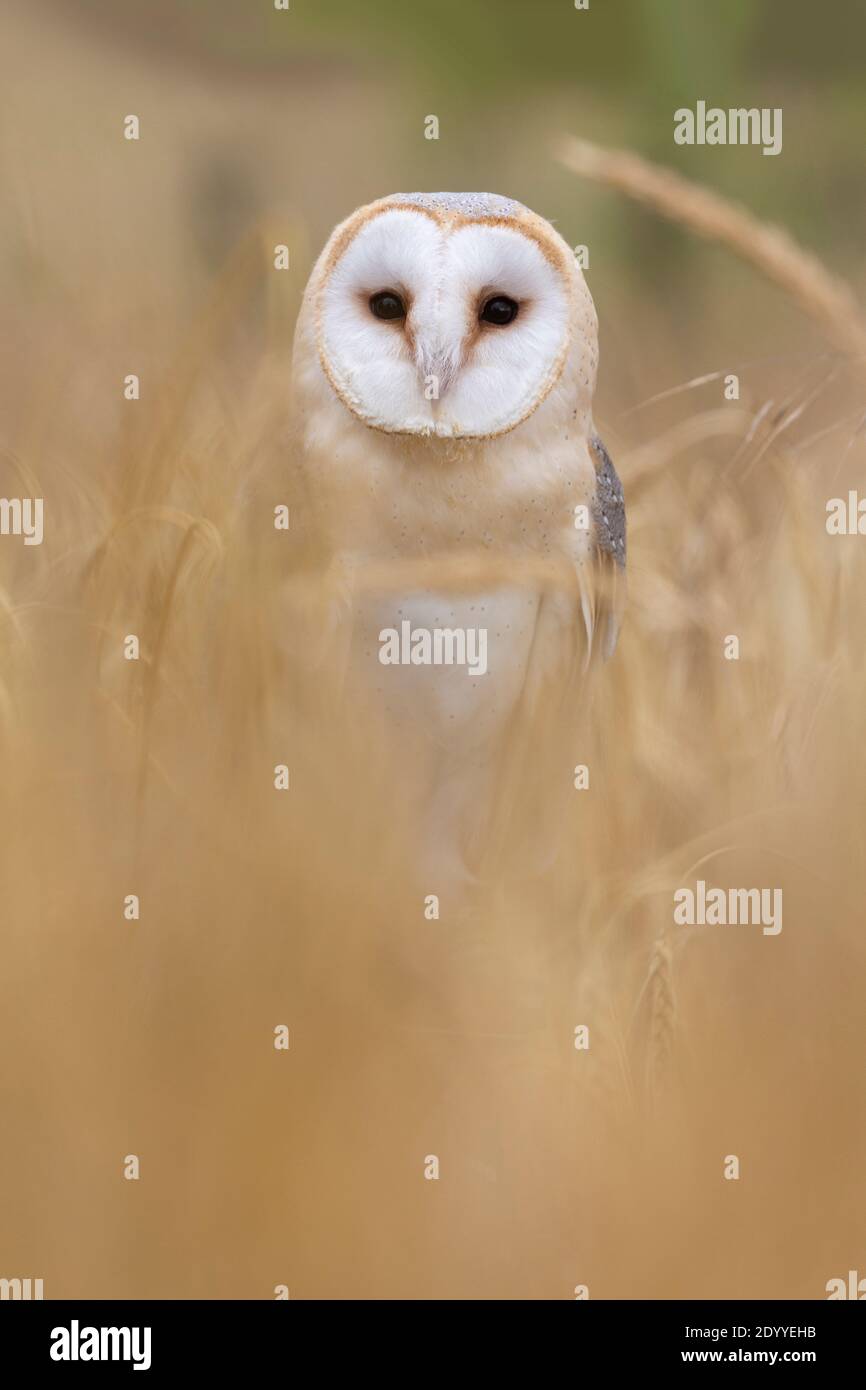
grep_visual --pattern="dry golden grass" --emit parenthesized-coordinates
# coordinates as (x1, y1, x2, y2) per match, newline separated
(1, 95, 865, 1297)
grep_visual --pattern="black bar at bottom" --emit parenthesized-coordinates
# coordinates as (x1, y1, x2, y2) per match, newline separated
(1, 1298, 861, 1373)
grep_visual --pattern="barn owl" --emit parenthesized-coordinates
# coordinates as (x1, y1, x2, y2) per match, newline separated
(290, 192, 625, 892)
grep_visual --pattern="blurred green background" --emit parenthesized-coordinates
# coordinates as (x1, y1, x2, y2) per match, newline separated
(4, 0, 862, 434)
(57, 0, 865, 260)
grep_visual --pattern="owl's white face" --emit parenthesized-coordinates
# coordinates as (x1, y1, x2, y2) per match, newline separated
(313, 197, 579, 440)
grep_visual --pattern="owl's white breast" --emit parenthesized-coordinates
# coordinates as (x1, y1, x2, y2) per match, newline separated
(349, 586, 541, 747)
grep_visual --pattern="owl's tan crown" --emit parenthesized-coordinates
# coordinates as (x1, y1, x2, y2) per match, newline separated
(380, 191, 527, 220)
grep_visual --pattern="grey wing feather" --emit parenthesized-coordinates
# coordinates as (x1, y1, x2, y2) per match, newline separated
(588, 435, 627, 660)
(590, 435, 626, 568)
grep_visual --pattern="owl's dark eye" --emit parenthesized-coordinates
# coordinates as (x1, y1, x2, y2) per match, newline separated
(369, 290, 406, 321)
(480, 295, 519, 326)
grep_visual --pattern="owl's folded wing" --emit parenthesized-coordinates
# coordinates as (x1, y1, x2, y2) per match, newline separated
(587, 435, 627, 661)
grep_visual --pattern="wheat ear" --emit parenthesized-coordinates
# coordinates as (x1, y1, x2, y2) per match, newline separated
(556, 136, 866, 363)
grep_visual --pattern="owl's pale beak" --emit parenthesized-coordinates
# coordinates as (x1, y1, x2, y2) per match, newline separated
(415, 344, 460, 400)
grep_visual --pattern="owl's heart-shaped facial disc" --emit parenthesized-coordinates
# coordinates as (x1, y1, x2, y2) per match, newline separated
(315, 199, 577, 439)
